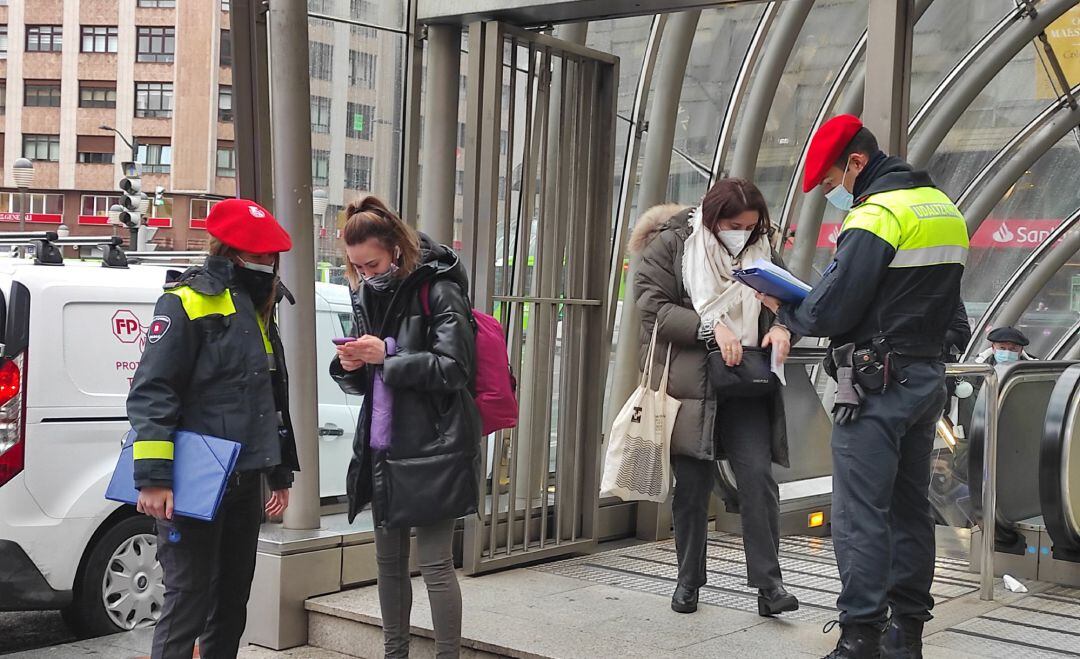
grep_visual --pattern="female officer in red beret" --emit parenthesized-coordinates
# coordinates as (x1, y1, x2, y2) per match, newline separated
(127, 198, 300, 659)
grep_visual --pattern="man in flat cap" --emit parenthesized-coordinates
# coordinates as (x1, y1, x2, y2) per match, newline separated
(975, 326, 1035, 365)
(757, 115, 969, 659)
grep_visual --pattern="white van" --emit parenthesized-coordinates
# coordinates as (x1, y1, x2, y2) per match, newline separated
(0, 252, 359, 636)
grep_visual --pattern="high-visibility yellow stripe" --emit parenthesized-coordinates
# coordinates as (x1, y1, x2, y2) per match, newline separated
(842, 204, 902, 248)
(165, 286, 237, 320)
(256, 315, 274, 355)
(133, 440, 174, 461)
(890, 244, 968, 268)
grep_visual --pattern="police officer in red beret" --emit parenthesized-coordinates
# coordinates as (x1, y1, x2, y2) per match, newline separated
(127, 198, 300, 658)
(757, 116, 969, 659)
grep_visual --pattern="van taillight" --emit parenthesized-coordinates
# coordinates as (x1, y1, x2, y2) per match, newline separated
(0, 354, 26, 488)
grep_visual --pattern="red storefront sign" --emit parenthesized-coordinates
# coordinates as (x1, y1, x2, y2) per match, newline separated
(78, 216, 173, 228)
(190, 218, 207, 230)
(799, 218, 1064, 249)
(0, 212, 63, 224)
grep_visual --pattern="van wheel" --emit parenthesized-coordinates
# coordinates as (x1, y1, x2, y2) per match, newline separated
(64, 515, 164, 638)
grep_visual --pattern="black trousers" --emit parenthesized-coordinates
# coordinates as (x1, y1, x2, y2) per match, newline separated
(672, 396, 782, 590)
(151, 471, 263, 659)
(831, 360, 946, 625)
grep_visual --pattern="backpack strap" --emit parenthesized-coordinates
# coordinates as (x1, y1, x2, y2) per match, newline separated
(419, 281, 432, 317)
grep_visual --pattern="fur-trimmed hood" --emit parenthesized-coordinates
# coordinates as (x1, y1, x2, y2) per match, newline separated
(628, 203, 690, 254)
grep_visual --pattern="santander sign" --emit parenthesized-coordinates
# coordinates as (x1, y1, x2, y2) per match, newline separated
(796, 218, 1062, 249)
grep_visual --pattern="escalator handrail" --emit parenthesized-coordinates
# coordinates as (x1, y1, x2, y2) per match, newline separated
(1040, 363, 1080, 557)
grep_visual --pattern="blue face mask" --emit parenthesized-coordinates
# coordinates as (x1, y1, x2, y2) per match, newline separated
(994, 349, 1019, 364)
(825, 159, 855, 212)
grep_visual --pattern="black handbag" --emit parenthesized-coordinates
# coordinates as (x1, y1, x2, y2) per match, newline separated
(706, 345, 778, 397)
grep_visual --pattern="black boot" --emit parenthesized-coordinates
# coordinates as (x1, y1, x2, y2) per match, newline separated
(671, 585, 699, 614)
(823, 622, 883, 659)
(880, 616, 924, 659)
(758, 585, 799, 616)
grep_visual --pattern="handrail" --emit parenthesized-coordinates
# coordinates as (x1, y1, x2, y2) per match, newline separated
(945, 362, 998, 601)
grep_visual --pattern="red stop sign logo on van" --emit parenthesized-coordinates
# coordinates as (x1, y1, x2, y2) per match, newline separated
(112, 310, 143, 344)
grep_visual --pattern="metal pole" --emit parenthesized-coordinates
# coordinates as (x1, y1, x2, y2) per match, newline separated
(979, 367, 999, 601)
(18, 188, 27, 234)
(269, 0, 321, 531)
(864, 0, 914, 158)
(908, 0, 1076, 168)
(608, 11, 700, 439)
(993, 228, 1080, 332)
(418, 25, 461, 245)
(728, 0, 814, 178)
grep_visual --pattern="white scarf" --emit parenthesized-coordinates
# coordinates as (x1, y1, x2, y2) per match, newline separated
(682, 206, 769, 345)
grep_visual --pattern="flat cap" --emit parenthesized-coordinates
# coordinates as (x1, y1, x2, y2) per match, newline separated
(987, 326, 1029, 347)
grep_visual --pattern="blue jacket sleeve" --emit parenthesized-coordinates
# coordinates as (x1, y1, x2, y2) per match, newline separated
(777, 228, 895, 339)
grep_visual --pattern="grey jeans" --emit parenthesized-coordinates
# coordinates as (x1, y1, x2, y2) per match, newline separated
(374, 518, 461, 658)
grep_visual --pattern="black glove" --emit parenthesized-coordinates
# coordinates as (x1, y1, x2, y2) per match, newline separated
(831, 344, 865, 426)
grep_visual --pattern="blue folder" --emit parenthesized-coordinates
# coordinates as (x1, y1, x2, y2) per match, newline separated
(106, 430, 242, 522)
(733, 267, 811, 305)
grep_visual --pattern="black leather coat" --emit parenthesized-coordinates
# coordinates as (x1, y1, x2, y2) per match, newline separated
(331, 236, 481, 528)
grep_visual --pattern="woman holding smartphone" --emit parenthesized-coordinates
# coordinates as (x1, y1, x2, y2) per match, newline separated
(330, 196, 481, 659)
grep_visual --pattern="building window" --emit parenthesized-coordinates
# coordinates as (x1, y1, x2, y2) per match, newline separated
(218, 85, 233, 122)
(78, 152, 114, 165)
(309, 41, 332, 80)
(348, 50, 376, 88)
(23, 134, 61, 161)
(81, 195, 121, 216)
(455, 171, 464, 196)
(221, 0, 230, 11)
(346, 103, 374, 140)
(137, 26, 175, 63)
(308, 0, 333, 13)
(137, 143, 172, 173)
(25, 82, 62, 108)
(350, 0, 375, 20)
(26, 26, 63, 53)
(191, 199, 219, 219)
(312, 149, 330, 185)
(79, 84, 117, 108)
(0, 26, 8, 59)
(136, 82, 173, 118)
(310, 96, 331, 134)
(81, 26, 118, 53)
(345, 154, 372, 191)
(2, 192, 64, 216)
(219, 30, 231, 67)
(0, 84, 5, 115)
(216, 146, 236, 177)
(137, 0, 176, 6)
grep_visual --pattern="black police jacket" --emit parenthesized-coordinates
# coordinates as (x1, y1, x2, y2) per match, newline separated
(330, 235, 482, 528)
(127, 256, 300, 491)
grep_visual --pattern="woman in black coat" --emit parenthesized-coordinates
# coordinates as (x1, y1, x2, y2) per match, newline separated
(330, 196, 481, 659)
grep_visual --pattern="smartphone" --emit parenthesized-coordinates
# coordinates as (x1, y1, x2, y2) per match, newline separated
(332, 337, 357, 346)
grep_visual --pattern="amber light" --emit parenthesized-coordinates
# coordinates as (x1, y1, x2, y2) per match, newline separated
(808, 511, 825, 528)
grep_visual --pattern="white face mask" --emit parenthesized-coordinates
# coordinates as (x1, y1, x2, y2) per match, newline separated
(825, 158, 856, 212)
(717, 229, 752, 256)
(239, 259, 275, 275)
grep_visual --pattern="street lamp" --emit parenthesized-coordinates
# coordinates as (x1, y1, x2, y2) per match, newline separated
(99, 124, 138, 160)
(13, 159, 35, 234)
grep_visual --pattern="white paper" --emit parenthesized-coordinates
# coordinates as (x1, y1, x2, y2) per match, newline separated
(772, 348, 787, 386)
(746, 258, 813, 294)
(1002, 574, 1028, 593)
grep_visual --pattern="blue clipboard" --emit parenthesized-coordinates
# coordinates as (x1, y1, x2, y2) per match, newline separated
(106, 430, 242, 522)
(733, 268, 811, 304)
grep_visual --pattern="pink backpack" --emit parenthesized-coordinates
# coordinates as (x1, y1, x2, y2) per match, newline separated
(420, 282, 519, 435)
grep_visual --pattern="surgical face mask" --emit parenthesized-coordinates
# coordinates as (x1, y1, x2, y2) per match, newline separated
(717, 229, 752, 256)
(825, 159, 855, 212)
(361, 262, 399, 292)
(995, 349, 1020, 364)
(239, 258, 275, 275)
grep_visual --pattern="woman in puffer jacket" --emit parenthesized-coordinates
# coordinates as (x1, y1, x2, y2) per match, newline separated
(330, 196, 481, 659)
(631, 178, 799, 618)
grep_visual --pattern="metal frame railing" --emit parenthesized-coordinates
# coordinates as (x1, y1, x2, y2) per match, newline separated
(946, 362, 999, 601)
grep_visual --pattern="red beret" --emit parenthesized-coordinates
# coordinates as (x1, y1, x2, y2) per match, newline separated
(206, 198, 292, 254)
(803, 114, 863, 192)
